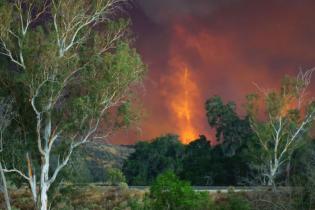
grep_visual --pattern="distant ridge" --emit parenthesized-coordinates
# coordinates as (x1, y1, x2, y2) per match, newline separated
(70, 142, 135, 182)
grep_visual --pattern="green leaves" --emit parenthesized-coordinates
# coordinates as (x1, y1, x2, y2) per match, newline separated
(115, 100, 139, 128)
(150, 171, 213, 210)
(123, 135, 184, 185)
(103, 41, 145, 86)
(205, 96, 254, 157)
(245, 73, 315, 186)
(0, 0, 146, 198)
(0, 2, 12, 39)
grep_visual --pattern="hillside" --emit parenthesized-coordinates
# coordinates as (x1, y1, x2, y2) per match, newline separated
(67, 143, 135, 183)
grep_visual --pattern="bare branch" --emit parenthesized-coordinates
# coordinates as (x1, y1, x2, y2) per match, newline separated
(3, 167, 30, 181)
(52, 0, 128, 57)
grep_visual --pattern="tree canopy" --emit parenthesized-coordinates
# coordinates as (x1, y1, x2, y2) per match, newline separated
(124, 97, 256, 186)
(246, 71, 315, 186)
(123, 134, 184, 185)
(0, 0, 146, 209)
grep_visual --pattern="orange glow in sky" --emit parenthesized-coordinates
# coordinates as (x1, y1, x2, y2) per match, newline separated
(111, 0, 315, 144)
(170, 67, 199, 143)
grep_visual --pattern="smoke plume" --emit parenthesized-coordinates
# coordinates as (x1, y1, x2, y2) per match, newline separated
(112, 0, 315, 144)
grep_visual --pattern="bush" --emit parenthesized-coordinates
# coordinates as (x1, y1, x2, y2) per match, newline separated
(150, 171, 213, 210)
(127, 194, 153, 210)
(215, 193, 251, 210)
(106, 168, 126, 185)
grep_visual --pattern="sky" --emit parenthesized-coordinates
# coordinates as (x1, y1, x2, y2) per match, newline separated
(111, 0, 315, 144)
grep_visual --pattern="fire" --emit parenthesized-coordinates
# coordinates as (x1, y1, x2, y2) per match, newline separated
(170, 67, 199, 143)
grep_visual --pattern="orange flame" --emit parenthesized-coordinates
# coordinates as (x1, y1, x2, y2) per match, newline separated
(170, 67, 199, 143)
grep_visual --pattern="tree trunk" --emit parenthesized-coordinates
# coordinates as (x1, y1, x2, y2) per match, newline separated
(268, 162, 278, 191)
(285, 155, 292, 185)
(39, 153, 50, 210)
(29, 176, 37, 206)
(40, 183, 48, 210)
(0, 163, 11, 210)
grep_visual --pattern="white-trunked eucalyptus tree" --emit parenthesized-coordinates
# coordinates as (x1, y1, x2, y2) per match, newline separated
(0, 0, 146, 209)
(246, 69, 315, 189)
(0, 97, 16, 210)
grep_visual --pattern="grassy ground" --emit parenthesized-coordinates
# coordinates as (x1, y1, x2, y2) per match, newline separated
(0, 185, 302, 210)
(0, 185, 145, 210)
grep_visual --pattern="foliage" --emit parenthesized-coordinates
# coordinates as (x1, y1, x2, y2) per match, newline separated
(181, 136, 252, 186)
(246, 72, 315, 186)
(180, 135, 213, 185)
(0, 57, 39, 187)
(204, 96, 255, 185)
(288, 139, 315, 209)
(123, 124, 253, 186)
(126, 194, 152, 210)
(52, 143, 134, 184)
(123, 134, 184, 185)
(180, 96, 255, 186)
(106, 168, 126, 186)
(205, 96, 254, 157)
(0, 0, 146, 208)
(150, 171, 213, 210)
(52, 149, 94, 184)
(122, 92, 315, 188)
(215, 193, 251, 210)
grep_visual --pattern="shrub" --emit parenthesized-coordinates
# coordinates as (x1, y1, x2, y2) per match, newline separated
(107, 168, 126, 185)
(127, 194, 153, 210)
(150, 171, 213, 210)
(216, 193, 252, 210)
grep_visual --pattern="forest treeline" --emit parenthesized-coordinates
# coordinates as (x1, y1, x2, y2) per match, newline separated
(123, 93, 315, 188)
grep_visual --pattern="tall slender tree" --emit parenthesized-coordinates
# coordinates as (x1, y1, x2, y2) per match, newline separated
(0, 96, 16, 210)
(246, 69, 315, 188)
(0, 1, 145, 209)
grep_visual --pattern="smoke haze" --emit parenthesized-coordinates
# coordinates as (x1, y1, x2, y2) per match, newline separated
(112, 0, 315, 144)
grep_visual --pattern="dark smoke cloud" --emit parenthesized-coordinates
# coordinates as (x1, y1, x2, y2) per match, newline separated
(135, 0, 237, 23)
(112, 0, 315, 144)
